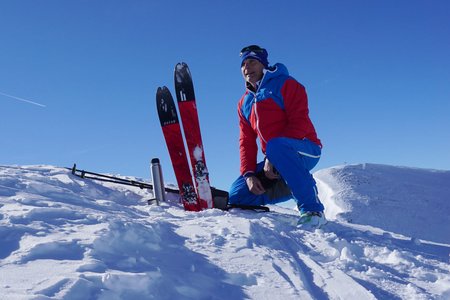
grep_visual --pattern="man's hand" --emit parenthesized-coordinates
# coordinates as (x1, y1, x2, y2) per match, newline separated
(245, 176, 265, 195)
(263, 159, 280, 180)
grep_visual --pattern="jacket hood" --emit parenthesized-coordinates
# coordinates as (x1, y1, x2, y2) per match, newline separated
(263, 63, 289, 83)
(246, 63, 290, 92)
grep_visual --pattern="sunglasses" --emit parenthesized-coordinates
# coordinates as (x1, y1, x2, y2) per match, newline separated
(240, 45, 266, 57)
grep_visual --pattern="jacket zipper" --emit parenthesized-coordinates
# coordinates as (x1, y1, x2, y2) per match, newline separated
(254, 98, 268, 145)
(251, 70, 268, 145)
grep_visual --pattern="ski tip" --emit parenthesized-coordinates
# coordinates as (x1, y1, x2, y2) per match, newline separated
(156, 86, 174, 102)
(156, 87, 162, 97)
(156, 86, 169, 94)
(175, 62, 188, 70)
(174, 63, 192, 83)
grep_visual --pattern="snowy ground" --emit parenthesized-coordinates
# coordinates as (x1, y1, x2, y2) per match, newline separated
(0, 164, 449, 299)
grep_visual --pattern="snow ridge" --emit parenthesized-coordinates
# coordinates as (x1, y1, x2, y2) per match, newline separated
(315, 163, 450, 244)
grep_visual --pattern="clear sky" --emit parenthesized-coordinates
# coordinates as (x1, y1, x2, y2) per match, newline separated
(1, 0, 449, 190)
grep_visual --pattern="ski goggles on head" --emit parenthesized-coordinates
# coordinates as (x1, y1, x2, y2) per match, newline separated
(239, 45, 266, 57)
(239, 45, 269, 68)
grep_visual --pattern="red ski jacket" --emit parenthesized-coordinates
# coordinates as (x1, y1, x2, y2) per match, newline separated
(238, 63, 322, 176)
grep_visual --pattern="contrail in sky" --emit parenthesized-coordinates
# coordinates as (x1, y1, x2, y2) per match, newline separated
(0, 91, 46, 107)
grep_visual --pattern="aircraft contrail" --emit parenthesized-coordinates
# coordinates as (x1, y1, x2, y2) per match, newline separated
(0, 91, 46, 107)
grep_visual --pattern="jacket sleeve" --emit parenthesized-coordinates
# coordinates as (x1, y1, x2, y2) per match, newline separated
(280, 78, 311, 139)
(238, 99, 258, 176)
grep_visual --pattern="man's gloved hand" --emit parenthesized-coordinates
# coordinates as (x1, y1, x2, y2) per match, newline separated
(245, 175, 266, 195)
(263, 159, 280, 180)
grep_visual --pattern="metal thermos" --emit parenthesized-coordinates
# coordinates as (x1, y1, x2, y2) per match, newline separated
(150, 158, 166, 205)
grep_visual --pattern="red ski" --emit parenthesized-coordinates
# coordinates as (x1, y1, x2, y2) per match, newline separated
(174, 63, 213, 209)
(156, 86, 201, 211)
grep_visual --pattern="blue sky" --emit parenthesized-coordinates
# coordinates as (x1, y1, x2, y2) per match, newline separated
(1, 0, 449, 190)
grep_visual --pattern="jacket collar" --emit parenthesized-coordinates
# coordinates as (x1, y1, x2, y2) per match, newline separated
(245, 63, 289, 93)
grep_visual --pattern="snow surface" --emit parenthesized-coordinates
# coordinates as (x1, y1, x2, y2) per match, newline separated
(0, 164, 449, 299)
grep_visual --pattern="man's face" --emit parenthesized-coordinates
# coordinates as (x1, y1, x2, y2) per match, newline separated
(241, 58, 264, 86)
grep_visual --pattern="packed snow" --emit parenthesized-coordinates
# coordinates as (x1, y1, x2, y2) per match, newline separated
(0, 164, 449, 299)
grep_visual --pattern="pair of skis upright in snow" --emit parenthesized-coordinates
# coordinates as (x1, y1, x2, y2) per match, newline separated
(156, 63, 213, 211)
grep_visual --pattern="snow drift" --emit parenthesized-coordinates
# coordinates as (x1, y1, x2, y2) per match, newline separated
(315, 163, 450, 244)
(0, 164, 449, 299)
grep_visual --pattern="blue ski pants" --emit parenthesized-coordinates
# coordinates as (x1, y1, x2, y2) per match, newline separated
(229, 137, 324, 213)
